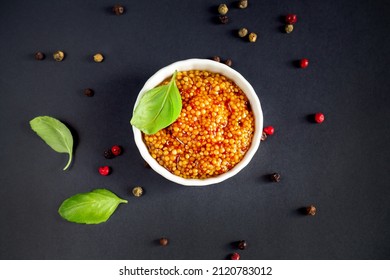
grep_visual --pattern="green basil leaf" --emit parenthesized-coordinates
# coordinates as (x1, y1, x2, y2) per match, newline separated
(58, 189, 128, 224)
(131, 71, 182, 135)
(30, 116, 74, 170)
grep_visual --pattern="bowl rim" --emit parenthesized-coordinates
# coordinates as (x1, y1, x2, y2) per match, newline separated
(132, 58, 263, 186)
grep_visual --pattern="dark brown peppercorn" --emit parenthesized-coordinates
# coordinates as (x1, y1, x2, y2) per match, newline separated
(224, 59, 233, 67)
(103, 149, 115, 159)
(113, 4, 125, 15)
(212, 56, 221, 63)
(219, 15, 229, 24)
(159, 237, 169, 246)
(261, 131, 268, 141)
(270, 173, 281, 182)
(35, 52, 45, 60)
(84, 88, 94, 97)
(238, 240, 247, 250)
(306, 205, 316, 216)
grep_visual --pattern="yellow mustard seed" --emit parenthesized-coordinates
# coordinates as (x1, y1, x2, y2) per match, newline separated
(248, 32, 257, 42)
(53, 50, 65, 61)
(285, 24, 294, 34)
(93, 53, 104, 63)
(218, 4, 228, 15)
(238, 0, 248, 9)
(132, 186, 143, 197)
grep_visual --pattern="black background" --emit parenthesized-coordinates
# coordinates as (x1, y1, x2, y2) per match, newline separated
(0, 0, 389, 260)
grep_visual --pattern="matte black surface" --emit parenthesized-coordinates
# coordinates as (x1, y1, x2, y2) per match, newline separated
(0, 0, 389, 260)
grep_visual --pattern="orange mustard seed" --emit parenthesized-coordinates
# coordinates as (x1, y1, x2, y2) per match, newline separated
(143, 70, 255, 179)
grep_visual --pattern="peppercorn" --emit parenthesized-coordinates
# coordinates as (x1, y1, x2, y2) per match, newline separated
(300, 58, 309, 68)
(111, 145, 122, 156)
(248, 32, 257, 42)
(238, 0, 248, 9)
(212, 56, 221, 62)
(53, 51, 65, 62)
(224, 59, 232, 67)
(159, 237, 169, 246)
(261, 131, 268, 141)
(238, 240, 247, 250)
(270, 173, 281, 182)
(238, 28, 248, 38)
(314, 112, 325, 123)
(132, 186, 143, 197)
(113, 4, 125, 15)
(285, 24, 294, 34)
(103, 149, 115, 159)
(218, 4, 228, 15)
(98, 166, 110, 176)
(231, 252, 240, 260)
(84, 88, 94, 97)
(93, 53, 104, 63)
(219, 15, 229, 24)
(306, 205, 316, 216)
(286, 14, 297, 24)
(34, 52, 45, 60)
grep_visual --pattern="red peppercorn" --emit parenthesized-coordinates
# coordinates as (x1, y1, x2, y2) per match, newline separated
(286, 14, 297, 24)
(111, 145, 122, 156)
(231, 252, 240, 260)
(300, 58, 309, 68)
(314, 112, 325, 123)
(98, 166, 111, 176)
(263, 126, 275, 135)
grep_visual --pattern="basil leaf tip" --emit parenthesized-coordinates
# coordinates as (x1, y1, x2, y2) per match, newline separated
(30, 116, 74, 170)
(131, 70, 182, 135)
(58, 189, 128, 224)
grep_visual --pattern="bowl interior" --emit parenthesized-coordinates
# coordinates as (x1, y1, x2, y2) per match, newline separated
(132, 59, 263, 186)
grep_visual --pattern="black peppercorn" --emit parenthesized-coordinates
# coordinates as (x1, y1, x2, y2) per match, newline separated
(35, 52, 45, 60)
(219, 15, 229, 24)
(113, 4, 125, 15)
(224, 59, 232, 67)
(270, 173, 281, 182)
(84, 88, 94, 97)
(261, 131, 267, 141)
(159, 237, 169, 246)
(212, 56, 221, 63)
(238, 240, 247, 250)
(103, 149, 115, 159)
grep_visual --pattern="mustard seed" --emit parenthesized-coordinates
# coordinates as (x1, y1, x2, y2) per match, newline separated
(285, 24, 294, 34)
(224, 59, 232, 67)
(218, 4, 228, 15)
(132, 186, 143, 197)
(84, 88, 94, 97)
(248, 32, 257, 42)
(238, 28, 248, 38)
(93, 53, 104, 63)
(159, 237, 169, 246)
(212, 56, 221, 62)
(113, 4, 125, 15)
(306, 205, 316, 216)
(219, 15, 229, 24)
(53, 50, 65, 62)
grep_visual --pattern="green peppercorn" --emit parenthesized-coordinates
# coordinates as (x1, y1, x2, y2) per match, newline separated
(218, 4, 228, 15)
(238, 0, 248, 9)
(238, 28, 248, 38)
(132, 186, 143, 197)
(248, 32, 257, 42)
(53, 50, 65, 61)
(285, 24, 294, 34)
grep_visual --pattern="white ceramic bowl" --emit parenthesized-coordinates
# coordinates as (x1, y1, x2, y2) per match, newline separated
(132, 59, 263, 186)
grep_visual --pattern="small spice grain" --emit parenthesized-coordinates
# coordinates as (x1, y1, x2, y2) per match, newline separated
(53, 51, 65, 61)
(93, 53, 104, 63)
(159, 237, 169, 246)
(238, 28, 248, 38)
(261, 131, 267, 141)
(35, 52, 45, 60)
(270, 173, 281, 182)
(224, 59, 232, 67)
(285, 24, 294, 34)
(238, 240, 247, 250)
(238, 0, 248, 9)
(218, 4, 228, 15)
(231, 252, 240, 260)
(306, 205, 316, 216)
(219, 15, 229, 24)
(212, 56, 221, 63)
(84, 88, 94, 97)
(103, 149, 115, 159)
(113, 4, 125, 15)
(248, 32, 257, 42)
(132, 186, 143, 197)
